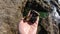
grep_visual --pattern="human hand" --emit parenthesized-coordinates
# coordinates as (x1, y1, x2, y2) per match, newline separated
(19, 16, 39, 34)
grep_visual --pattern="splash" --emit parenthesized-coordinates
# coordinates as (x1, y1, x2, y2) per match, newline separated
(51, 5, 60, 24)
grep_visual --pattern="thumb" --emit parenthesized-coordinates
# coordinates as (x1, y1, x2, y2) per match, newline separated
(35, 16, 39, 24)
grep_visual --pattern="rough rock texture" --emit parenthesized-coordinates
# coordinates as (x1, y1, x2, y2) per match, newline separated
(23, 0, 60, 34)
(0, 0, 23, 34)
(0, 0, 60, 34)
(40, 16, 59, 34)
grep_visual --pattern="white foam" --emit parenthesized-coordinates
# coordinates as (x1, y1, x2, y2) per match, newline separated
(51, 5, 60, 24)
(58, 0, 60, 4)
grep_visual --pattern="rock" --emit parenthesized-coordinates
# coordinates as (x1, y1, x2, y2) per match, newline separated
(0, 0, 60, 34)
(0, 0, 22, 34)
(23, 0, 60, 34)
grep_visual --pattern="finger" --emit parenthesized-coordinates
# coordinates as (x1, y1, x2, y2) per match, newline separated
(35, 16, 39, 24)
(32, 16, 39, 27)
(27, 10, 31, 16)
(19, 18, 24, 23)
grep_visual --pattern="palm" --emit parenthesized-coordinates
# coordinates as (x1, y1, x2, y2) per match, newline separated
(19, 17, 39, 34)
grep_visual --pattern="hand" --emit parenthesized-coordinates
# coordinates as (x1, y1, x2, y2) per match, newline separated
(19, 16, 39, 34)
